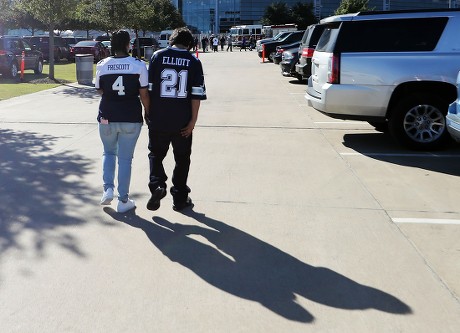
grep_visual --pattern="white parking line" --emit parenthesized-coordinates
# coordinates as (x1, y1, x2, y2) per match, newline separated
(314, 121, 369, 124)
(340, 152, 460, 158)
(393, 218, 460, 225)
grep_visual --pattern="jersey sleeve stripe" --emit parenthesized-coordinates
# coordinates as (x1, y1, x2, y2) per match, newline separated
(191, 86, 205, 96)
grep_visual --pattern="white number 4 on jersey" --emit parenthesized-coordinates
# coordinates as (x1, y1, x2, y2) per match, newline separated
(112, 76, 126, 96)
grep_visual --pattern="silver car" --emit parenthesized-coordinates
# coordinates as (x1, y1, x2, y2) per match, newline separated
(306, 10, 460, 150)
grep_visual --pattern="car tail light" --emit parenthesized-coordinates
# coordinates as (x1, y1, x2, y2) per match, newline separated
(327, 53, 340, 84)
(277, 48, 284, 54)
(0, 50, 7, 55)
(301, 47, 314, 58)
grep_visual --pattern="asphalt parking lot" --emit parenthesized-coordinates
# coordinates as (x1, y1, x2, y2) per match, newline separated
(0, 49, 459, 332)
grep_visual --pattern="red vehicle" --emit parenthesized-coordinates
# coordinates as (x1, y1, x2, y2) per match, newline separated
(71, 41, 109, 63)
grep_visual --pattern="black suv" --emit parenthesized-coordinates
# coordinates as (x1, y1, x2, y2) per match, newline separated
(24, 36, 70, 62)
(131, 37, 159, 58)
(295, 24, 326, 80)
(0, 36, 44, 78)
(258, 30, 305, 62)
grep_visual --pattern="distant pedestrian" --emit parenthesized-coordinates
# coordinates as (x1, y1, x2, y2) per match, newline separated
(95, 30, 150, 213)
(240, 36, 247, 51)
(146, 27, 207, 211)
(226, 35, 233, 52)
(201, 36, 208, 52)
(194, 36, 198, 51)
(249, 35, 255, 51)
(212, 35, 219, 52)
(220, 35, 225, 51)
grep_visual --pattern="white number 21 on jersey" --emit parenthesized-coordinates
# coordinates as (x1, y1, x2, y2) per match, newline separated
(112, 76, 126, 96)
(161, 69, 188, 98)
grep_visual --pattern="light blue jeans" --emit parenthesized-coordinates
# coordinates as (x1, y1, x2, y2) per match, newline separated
(99, 122, 142, 202)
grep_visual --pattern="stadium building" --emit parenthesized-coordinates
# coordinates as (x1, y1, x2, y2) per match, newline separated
(171, 0, 459, 34)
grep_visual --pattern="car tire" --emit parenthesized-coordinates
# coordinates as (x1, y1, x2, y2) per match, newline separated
(34, 59, 44, 74)
(268, 52, 275, 62)
(7, 61, 19, 78)
(388, 94, 450, 150)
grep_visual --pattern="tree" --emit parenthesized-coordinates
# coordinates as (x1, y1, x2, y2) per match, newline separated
(148, 0, 185, 31)
(9, 9, 47, 35)
(75, 0, 128, 34)
(17, 0, 78, 80)
(261, 2, 293, 26)
(261, 1, 317, 28)
(0, 0, 11, 35)
(334, 0, 370, 15)
(290, 2, 318, 29)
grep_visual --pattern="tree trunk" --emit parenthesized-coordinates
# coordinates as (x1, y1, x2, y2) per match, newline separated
(48, 25, 55, 80)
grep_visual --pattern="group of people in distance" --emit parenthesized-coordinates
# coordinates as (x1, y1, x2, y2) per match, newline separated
(95, 27, 207, 213)
(198, 34, 256, 52)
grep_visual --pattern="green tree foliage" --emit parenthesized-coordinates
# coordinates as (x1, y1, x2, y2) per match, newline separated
(261, 2, 292, 26)
(261, 1, 317, 28)
(334, 0, 370, 15)
(149, 0, 185, 31)
(0, 0, 12, 34)
(126, 0, 185, 35)
(17, 0, 79, 79)
(74, 0, 127, 33)
(291, 2, 318, 29)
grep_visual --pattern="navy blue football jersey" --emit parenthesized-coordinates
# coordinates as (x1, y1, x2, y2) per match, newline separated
(95, 56, 148, 123)
(148, 47, 207, 132)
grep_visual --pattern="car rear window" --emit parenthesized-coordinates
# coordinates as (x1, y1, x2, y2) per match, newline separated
(76, 41, 96, 46)
(315, 23, 341, 52)
(335, 17, 448, 52)
(307, 25, 326, 48)
(30, 37, 48, 45)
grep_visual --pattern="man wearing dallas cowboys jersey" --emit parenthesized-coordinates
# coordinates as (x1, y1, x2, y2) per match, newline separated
(146, 27, 207, 212)
(95, 30, 150, 213)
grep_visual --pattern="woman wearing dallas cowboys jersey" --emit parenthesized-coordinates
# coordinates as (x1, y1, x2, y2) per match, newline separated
(146, 27, 207, 212)
(95, 30, 150, 213)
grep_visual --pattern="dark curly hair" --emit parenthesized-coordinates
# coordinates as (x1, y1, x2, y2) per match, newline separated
(111, 30, 130, 55)
(169, 27, 194, 50)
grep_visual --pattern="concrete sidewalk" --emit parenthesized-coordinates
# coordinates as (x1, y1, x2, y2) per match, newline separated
(0, 51, 459, 332)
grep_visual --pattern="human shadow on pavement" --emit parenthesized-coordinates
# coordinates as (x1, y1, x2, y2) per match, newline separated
(343, 133, 460, 176)
(105, 209, 412, 323)
(0, 129, 95, 260)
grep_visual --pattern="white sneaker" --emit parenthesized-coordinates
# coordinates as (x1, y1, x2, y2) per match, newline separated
(100, 188, 114, 205)
(116, 199, 136, 213)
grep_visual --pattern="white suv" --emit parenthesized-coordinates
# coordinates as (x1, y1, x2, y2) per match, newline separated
(305, 9, 460, 150)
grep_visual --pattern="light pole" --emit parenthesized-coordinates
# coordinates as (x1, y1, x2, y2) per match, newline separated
(215, 0, 219, 34)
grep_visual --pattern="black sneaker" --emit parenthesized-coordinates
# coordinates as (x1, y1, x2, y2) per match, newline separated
(146, 187, 166, 211)
(172, 197, 193, 211)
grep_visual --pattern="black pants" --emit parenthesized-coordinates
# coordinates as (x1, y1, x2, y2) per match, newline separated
(148, 130, 192, 203)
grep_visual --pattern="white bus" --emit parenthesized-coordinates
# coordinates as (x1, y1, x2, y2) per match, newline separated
(262, 24, 297, 38)
(158, 30, 174, 48)
(229, 24, 263, 47)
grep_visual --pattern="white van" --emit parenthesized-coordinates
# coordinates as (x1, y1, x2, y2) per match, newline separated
(158, 30, 173, 48)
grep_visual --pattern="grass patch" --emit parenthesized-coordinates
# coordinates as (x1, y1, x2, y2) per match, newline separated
(0, 61, 96, 101)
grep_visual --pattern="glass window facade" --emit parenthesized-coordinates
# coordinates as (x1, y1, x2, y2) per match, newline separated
(175, 0, 458, 34)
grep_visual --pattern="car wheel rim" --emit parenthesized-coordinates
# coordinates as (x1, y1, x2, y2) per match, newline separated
(12, 64, 18, 77)
(403, 104, 445, 143)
